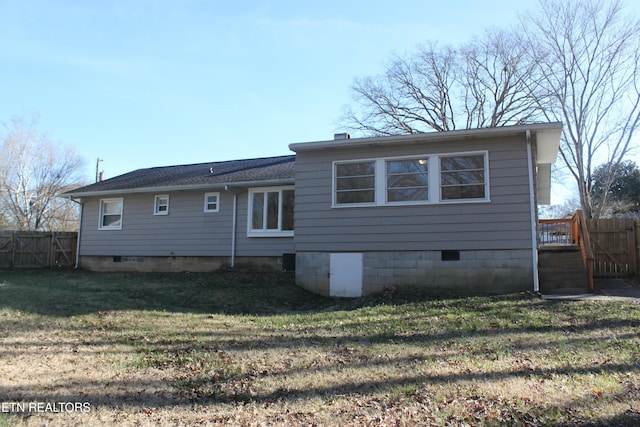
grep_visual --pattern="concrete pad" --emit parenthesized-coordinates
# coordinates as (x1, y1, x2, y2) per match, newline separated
(542, 293, 640, 302)
(542, 279, 640, 302)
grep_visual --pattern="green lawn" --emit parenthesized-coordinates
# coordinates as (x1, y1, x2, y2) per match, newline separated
(0, 270, 639, 426)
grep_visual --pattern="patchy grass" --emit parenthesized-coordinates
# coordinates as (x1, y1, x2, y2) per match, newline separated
(0, 270, 639, 426)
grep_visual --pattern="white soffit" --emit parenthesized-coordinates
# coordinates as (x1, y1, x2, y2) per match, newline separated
(535, 128, 562, 164)
(537, 163, 552, 205)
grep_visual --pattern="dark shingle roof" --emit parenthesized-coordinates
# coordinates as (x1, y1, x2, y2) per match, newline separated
(63, 155, 295, 197)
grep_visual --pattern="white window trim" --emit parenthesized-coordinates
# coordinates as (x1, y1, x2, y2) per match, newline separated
(334, 159, 378, 207)
(332, 151, 490, 208)
(99, 198, 123, 230)
(438, 152, 491, 204)
(332, 158, 379, 207)
(385, 156, 433, 206)
(204, 192, 220, 213)
(154, 194, 169, 215)
(247, 186, 294, 238)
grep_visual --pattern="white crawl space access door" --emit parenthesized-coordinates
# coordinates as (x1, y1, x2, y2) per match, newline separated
(329, 253, 363, 297)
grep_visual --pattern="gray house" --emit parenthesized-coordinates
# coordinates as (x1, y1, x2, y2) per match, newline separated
(63, 123, 562, 297)
(64, 155, 296, 272)
(289, 123, 561, 297)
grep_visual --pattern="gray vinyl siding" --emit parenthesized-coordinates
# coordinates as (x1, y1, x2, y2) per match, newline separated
(293, 135, 534, 252)
(78, 189, 293, 257)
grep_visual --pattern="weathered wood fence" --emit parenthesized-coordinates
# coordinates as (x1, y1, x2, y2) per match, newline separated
(587, 218, 639, 280)
(0, 231, 78, 269)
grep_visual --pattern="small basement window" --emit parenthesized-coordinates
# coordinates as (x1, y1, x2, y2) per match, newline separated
(441, 250, 460, 261)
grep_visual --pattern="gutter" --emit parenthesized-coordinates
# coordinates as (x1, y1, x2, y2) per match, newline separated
(62, 178, 294, 199)
(526, 130, 540, 293)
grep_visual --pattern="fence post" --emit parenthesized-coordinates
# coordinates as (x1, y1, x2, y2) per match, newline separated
(50, 231, 55, 269)
(10, 231, 16, 269)
(636, 219, 640, 282)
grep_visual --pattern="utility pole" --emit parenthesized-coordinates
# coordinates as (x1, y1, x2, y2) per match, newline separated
(95, 158, 103, 182)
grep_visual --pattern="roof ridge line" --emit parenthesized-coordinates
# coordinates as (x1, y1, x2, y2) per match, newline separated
(142, 154, 293, 171)
(209, 155, 295, 177)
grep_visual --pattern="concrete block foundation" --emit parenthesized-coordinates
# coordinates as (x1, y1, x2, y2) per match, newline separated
(78, 255, 284, 273)
(295, 250, 534, 297)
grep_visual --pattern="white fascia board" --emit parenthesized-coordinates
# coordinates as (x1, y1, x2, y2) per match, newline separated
(289, 122, 563, 153)
(535, 128, 562, 164)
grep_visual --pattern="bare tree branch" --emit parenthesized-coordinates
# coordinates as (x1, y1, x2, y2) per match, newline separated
(0, 115, 87, 231)
(341, 32, 546, 136)
(522, 0, 640, 218)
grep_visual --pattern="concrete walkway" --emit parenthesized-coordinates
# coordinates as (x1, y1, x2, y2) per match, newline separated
(542, 279, 640, 302)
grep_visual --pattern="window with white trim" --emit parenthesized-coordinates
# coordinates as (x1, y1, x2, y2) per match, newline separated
(154, 195, 169, 215)
(386, 158, 429, 202)
(440, 154, 486, 200)
(335, 161, 376, 205)
(204, 192, 220, 212)
(99, 198, 123, 230)
(333, 152, 488, 207)
(248, 187, 294, 237)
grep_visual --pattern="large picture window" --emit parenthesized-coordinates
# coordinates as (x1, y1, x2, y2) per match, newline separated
(333, 152, 488, 207)
(248, 187, 294, 237)
(440, 155, 486, 200)
(99, 198, 123, 230)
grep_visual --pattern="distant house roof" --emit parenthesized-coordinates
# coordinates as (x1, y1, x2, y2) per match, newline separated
(62, 155, 295, 197)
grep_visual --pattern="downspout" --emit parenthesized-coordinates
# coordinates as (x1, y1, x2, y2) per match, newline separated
(225, 185, 237, 268)
(231, 193, 237, 268)
(526, 130, 540, 293)
(69, 196, 83, 269)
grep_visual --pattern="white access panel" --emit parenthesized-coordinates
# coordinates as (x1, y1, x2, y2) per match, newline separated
(329, 253, 363, 297)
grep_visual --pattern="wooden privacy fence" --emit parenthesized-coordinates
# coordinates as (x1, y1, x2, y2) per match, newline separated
(587, 218, 639, 280)
(0, 231, 78, 269)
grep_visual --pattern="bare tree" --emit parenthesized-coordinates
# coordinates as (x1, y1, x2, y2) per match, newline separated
(343, 42, 458, 135)
(0, 116, 86, 231)
(523, 0, 640, 218)
(341, 30, 545, 135)
(539, 197, 581, 219)
(0, 212, 9, 230)
(460, 29, 547, 129)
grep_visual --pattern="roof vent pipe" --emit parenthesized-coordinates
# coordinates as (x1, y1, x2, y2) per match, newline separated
(334, 133, 351, 140)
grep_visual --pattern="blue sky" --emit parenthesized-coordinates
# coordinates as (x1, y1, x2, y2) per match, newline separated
(0, 0, 613, 202)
